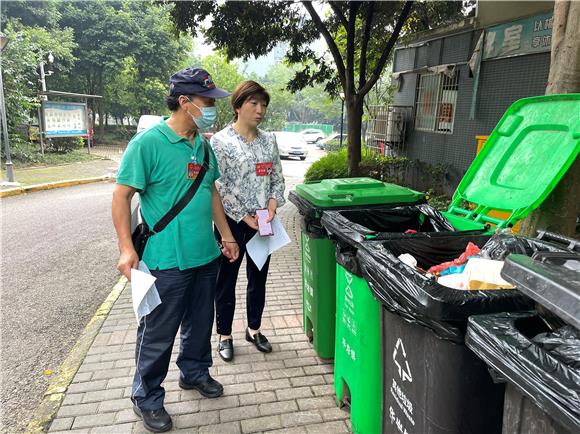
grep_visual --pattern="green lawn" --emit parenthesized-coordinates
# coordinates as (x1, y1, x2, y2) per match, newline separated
(1, 158, 116, 187)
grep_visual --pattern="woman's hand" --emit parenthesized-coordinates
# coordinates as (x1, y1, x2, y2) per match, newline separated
(266, 199, 278, 223)
(243, 214, 259, 230)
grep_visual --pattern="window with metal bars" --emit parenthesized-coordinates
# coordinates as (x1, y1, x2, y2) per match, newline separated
(414, 72, 459, 134)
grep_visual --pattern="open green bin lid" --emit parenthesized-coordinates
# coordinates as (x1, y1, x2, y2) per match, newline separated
(295, 177, 424, 208)
(448, 94, 580, 228)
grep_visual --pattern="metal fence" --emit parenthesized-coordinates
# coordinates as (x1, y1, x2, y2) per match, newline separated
(365, 105, 413, 157)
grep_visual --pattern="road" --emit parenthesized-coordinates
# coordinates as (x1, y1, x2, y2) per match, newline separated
(1, 182, 120, 434)
(0, 145, 324, 433)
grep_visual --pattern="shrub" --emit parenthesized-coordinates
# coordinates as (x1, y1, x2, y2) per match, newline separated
(323, 139, 347, 153)
(425, 189, 452, 211)
(47, 136, 84, 153)
(304, 149, 452, 211)
(304, 149, 349, 181)
(305, 149, 408, 184)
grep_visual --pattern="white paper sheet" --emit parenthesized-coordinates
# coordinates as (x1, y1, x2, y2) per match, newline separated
(246, 215, 291, 270)
(130, 261, 162, 325)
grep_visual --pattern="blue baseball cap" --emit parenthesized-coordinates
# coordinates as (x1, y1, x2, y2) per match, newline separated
(168, 67, 230, 98)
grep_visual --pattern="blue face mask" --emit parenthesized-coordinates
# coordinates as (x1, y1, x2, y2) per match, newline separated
(186, 97, 217, 130)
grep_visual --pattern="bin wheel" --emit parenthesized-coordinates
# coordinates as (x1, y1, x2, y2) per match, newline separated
(306, 319, 314, 343)
(337, 380, 351, 411)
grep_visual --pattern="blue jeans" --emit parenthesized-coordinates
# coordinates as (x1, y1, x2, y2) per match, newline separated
(131, 259, 218, 411)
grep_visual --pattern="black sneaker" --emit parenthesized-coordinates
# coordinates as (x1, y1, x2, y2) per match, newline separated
(133, 405, 172, 433)
(179, 375, 224, 398)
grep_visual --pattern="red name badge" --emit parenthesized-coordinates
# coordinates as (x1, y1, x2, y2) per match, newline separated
(255, 162, 273, 176)
(187, 162, 202, 179)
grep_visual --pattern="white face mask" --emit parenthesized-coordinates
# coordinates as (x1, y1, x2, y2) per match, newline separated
(185, 97, 217, 130)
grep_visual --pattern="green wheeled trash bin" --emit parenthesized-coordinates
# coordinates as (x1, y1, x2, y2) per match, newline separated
(321, 204, 458, 434)
(466, 232, 580, 434)
(289, 178, 425, 359)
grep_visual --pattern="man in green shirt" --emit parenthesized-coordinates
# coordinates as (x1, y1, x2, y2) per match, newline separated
(112, 68, 239, 433)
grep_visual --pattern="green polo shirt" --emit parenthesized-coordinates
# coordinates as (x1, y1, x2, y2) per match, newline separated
(117, 118, 221, 270)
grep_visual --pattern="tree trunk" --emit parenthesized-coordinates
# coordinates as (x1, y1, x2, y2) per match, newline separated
(519, 0, 580, 238)
(346, 94, 364, 176)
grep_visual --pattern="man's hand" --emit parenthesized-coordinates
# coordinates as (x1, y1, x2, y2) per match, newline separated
(220, 240, 240, 263)
(117, 248, 139, 280)
(266, 199, 278, 223)
(243, 214, 259, 230)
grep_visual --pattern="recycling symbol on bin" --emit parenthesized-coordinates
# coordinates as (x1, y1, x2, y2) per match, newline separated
(393, 338, 413, 383)
(344, 270, 354, 299)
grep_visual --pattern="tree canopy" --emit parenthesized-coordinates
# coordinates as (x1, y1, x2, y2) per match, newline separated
(168, 0, 471, 174)
(1, 0, 191, 152)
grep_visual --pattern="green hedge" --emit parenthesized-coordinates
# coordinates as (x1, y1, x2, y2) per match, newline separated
(323, 139, 347, 152)
(304, 149, 350, 180)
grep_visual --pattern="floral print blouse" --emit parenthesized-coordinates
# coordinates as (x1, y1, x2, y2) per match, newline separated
(210, 125, 286, 222)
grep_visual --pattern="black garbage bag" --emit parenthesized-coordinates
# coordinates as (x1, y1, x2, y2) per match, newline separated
(321, 203, 460, 250)
(480, 229, 567, 260)
(466, 312, 580, 433)
(358, 232, 547, 342)
(532, 325, 580, 369)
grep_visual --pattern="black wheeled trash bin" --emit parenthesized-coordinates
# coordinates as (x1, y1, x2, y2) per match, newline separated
(466, 231, 580, 434)
(356, 230, 576, 434)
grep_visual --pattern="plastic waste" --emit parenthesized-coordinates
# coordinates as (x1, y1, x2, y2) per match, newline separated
(427, 242, 481, 275)
(463, 257, 514, 290)
(358, 233, 534, 342)
(532, 325, 580, 369)
(439, 263, 468, 276)
(398, 253, 417, 269)
(437, 273, 469, 290)
(480, 229, 537, 260)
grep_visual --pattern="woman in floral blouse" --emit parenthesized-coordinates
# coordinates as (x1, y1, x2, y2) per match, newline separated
(210, 81, 285, 362)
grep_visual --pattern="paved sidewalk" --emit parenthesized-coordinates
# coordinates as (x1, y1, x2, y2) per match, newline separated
(47, 204, 351, 433)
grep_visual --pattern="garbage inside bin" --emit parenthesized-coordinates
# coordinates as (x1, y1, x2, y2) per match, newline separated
(532, 324, 580, 369)
(320, 203, 456, 248)
(357, 232, 555, 341)
(466, 232, 580, 434)
(357, 231, 575, 434)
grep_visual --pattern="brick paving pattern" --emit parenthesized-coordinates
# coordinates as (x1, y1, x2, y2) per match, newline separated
(48, 203, 351, 433)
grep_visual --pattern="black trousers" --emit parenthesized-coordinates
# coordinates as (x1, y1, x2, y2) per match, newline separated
(131, 260, 218, 411)
(214, 216, 271, 336)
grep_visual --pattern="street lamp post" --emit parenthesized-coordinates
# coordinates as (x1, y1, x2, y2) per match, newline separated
(38, 52, 54, 100)
(0, 32, 16, 184)
(37, 52, 54, 155)
(339, 92, 345, 149)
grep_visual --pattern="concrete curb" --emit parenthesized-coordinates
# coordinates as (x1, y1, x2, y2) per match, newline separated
(0, 176, 115, 198)
(25, 277, 129, 434)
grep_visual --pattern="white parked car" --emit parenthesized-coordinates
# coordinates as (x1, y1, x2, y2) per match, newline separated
(273, 131, 309, 160)
(318, 132, 347, 149)
(300, 128, 326, 144)
(136, 115, 162, 133)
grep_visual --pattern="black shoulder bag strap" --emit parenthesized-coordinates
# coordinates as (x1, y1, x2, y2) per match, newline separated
(151, 138, 211, 234)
